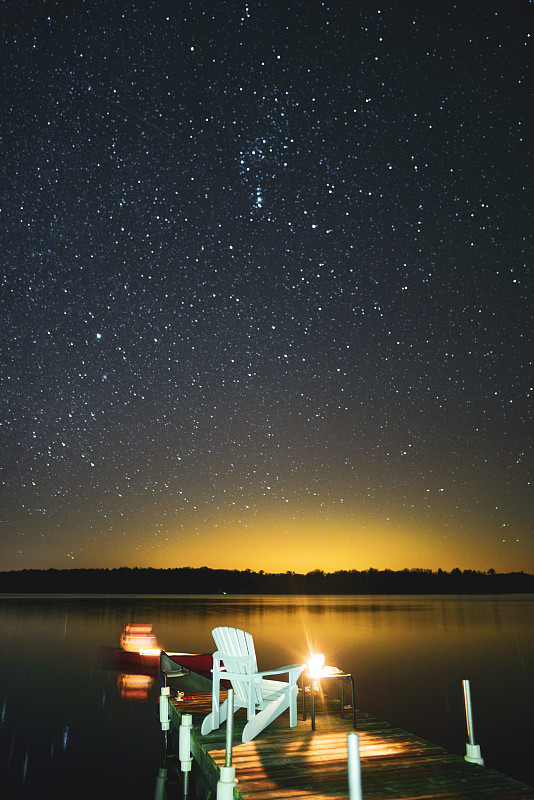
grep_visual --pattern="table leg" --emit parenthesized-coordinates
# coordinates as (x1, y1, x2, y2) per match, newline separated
(349, 674, 356, 728)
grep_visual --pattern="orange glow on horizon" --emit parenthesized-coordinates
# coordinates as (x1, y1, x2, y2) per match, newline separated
(17, 502, 532, 574)
(137, 511, 514, 574)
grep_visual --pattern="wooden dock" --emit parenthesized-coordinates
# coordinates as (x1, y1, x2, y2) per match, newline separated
(165, 691, 534, 800)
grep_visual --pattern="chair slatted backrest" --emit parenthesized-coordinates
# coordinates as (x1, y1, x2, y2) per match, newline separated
(212, 626, 262, 706)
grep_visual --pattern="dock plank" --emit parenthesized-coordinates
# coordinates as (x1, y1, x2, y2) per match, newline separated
(167, 692, 534, 800)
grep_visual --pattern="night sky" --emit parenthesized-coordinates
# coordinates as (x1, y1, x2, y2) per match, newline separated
(1, 1, 532, 574)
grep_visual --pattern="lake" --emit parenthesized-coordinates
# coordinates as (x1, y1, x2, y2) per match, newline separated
(1, 594, 533, 798)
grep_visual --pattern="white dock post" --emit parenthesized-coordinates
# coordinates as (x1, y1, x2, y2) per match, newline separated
(347, 731, 363, 800)
(159, 686, 170, 731)
(179, 713, 193, 797)
(179, 713, 193, 772)
(462, 679, 485, 766)
(217, 689, 236, 800)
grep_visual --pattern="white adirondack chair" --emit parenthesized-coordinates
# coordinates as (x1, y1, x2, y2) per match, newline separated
(200, 626, 305, 743)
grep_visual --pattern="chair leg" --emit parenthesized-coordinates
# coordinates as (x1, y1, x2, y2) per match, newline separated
(289, 685, 298, 727)
(242, 694, 288, 743)
(201, 698, 228, 735)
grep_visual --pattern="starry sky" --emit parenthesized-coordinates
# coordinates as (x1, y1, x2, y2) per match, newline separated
(1, 0, 532, 575)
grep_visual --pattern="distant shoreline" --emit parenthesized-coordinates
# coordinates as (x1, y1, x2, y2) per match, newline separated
(1, 567, 533, 595)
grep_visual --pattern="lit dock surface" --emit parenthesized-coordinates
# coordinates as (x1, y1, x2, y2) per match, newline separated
(167, 691, 534, 799)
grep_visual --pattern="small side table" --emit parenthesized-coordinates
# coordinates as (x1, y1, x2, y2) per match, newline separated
(302, 667, 355, 730)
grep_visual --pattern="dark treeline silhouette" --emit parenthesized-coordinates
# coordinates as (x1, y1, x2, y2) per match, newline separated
(1, 567, 533, 594)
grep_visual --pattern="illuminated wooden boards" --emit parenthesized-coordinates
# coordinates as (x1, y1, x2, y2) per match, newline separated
(168, 693, 534, 800)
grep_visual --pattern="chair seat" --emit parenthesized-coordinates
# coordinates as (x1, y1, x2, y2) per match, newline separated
(258, 679, 290, 705)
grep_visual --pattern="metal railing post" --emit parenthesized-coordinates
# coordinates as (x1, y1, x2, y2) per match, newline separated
(225, 688, 234, 766)
(217, 689, 236, 799)
(462, 679, 484, 766)
(347, 731, 363, 800)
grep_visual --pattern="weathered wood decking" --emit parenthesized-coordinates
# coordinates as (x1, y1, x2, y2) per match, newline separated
(166, 691, 534, 800)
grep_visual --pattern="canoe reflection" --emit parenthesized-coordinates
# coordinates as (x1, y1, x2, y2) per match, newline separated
(117, 673, 154, 701)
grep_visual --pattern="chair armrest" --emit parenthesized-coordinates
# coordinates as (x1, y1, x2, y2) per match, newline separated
(256, 664, 306, 681)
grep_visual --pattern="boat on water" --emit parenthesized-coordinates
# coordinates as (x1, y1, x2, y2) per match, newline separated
(159, 650, 214, 693)
(103, 624, 214, 692)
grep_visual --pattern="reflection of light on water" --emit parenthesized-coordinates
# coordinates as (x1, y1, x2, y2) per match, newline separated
(118, 673, 154, 701)
(63, 725, 69, 750)
(1, 700, 5, 726)
(22, 751, 28, 782)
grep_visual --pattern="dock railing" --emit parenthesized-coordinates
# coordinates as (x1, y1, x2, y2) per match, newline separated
(347, 731, 363, 800)
(217, 688, 237, 799)
(463, 679, 484, 766)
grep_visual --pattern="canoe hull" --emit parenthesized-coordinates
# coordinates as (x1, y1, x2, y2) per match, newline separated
(102, 647, 215, 692)
(103, 646, 161, 676)
(159, 651, 214, 692)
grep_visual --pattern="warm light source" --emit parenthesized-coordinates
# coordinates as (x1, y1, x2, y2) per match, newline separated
(307, 652, 342, 678)
(307, 652, 326, 677)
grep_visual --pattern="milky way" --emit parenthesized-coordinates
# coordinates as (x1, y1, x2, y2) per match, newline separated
(1, 1, 532, 572)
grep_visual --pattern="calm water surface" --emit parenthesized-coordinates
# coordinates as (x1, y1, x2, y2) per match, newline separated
(1, 594, 533, 798)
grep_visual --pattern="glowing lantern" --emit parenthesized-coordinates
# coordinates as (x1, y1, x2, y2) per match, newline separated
(308, 653, 326, 677)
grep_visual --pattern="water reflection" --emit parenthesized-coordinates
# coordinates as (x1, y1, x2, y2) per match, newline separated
(117, 674, 154, 702)
(1, 594, 533, 795)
